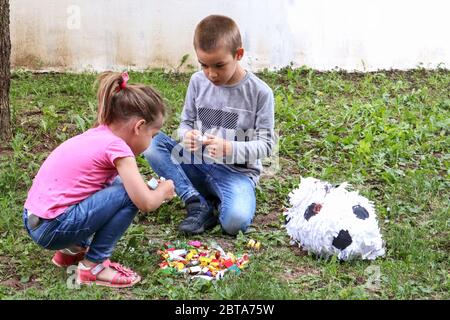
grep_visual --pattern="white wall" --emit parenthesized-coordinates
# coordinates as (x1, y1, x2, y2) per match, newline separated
(9, 0, 450, 72)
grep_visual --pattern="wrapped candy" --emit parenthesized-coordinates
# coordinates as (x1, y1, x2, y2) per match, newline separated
(157, 241, 251, 280)
(147, 176, 166, 190)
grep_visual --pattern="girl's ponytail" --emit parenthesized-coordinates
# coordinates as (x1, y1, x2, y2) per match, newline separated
(95, 71, 165, 126)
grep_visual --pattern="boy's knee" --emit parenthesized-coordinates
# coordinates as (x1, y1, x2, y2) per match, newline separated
(143, 134, 163, 160)
(142, 146, 156, 165)
(219, 210, 253, 236)
(142, 132, 173, 163)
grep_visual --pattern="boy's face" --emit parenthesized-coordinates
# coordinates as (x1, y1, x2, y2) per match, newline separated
(196, 46, 244, 86)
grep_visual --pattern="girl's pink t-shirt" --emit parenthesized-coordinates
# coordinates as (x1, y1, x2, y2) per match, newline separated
(24, 125, 135, 219)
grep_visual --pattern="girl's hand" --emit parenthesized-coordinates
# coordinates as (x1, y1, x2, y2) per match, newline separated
(183, 130, 202, 152)
(115, 157, 174, 212)
(203, 133, 232, 158)
(157, 179, 176, 201)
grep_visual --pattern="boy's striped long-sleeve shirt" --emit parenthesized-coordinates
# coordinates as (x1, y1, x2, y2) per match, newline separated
(178, 71, 275, 184)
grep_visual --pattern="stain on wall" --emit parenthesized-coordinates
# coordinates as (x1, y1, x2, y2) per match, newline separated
(9, 0, 450, 72)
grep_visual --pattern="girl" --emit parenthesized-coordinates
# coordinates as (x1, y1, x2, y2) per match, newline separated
(23, 71, 175, 288)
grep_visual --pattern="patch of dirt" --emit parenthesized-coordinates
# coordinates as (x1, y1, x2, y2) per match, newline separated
(214, 238, 234, 252)
(0, 145, 13, 157)
(282, 265, 321, 282)
(32, 141, 56, 155)
(21, 110, 42, 117)
(0, 257, 41, 291)
(0, 256, 17, 278)
(356, 276, 366, 285)
(290, 245, 309, 257)
(0, 276, 40, 290)
(253, 210, 282, 228)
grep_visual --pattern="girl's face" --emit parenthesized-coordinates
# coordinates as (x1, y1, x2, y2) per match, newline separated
(196, 46, 244, 86)
(129, 115, 163, 155)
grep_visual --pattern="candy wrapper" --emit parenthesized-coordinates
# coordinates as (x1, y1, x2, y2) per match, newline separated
(284, 177, 385, 261)
(147, 176, 166, 190)
(157, 240, 250, 281)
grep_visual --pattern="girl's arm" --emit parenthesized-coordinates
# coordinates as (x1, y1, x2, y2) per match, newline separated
(114, 156, 175, 212)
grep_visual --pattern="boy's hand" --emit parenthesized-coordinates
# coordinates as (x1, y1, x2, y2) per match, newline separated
(157, 179, 176, 201)
(203, 133, 232, 158)
(183, 130, 202, 152)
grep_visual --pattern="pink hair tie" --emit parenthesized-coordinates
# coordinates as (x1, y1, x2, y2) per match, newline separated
(118, 71, 129, 91)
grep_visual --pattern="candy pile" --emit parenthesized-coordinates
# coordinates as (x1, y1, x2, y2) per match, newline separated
(157, 240, 250, 281)
(247, 239, 261, 250)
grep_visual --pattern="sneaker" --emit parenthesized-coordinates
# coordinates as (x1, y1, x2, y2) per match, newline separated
(179, 198, 218, 234)
(52, 249, 86, 267)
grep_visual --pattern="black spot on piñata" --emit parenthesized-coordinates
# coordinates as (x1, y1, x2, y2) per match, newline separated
(352, 205, 369, 220)
(304, 203, 322, 221)
(332, 230, 352, 250)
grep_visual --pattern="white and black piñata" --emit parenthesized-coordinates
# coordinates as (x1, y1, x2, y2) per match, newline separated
(284, 177, 385, 261)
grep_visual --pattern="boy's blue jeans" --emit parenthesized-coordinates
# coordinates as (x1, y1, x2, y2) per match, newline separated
(23, 181, 138, 263)
(143, 132, 256, 235)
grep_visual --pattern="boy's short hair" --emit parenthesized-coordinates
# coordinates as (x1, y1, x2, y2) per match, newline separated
(194, 15, 242, 55)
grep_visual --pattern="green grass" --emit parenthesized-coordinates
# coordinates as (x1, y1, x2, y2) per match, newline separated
(0, 67, 449, 299)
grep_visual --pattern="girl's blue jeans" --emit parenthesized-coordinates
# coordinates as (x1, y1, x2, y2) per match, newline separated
(143, 132, 256, 235)
(23, 181, 138, 263)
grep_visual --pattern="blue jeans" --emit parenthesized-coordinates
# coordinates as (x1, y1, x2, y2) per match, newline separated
(143, 132, 256, 235)
(23, 182, 138, 263)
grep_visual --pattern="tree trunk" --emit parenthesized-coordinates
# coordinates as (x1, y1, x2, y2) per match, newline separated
(0, 0, 11, 143)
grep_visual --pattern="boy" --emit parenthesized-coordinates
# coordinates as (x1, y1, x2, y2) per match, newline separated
(144, 15, 275, 235)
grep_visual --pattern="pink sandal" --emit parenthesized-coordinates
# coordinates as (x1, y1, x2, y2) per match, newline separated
(76, 259, 141, 288)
